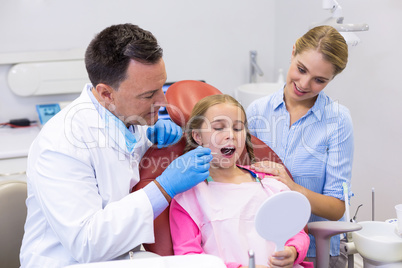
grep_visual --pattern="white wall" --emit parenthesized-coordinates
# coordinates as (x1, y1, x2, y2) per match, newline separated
(0, 0, 275, 123)
(274, 0, 402, 222)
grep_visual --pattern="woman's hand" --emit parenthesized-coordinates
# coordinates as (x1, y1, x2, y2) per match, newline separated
(251, 161, 298, 191)
(268, 246, 297, 268)
(251, 161, 345, 220)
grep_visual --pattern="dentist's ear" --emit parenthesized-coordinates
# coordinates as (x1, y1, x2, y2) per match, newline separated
(94, 83, 115, 110)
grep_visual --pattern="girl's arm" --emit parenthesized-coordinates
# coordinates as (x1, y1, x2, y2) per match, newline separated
(283, 229, 309, 264)
(169, 199, 203, 255)
(169, 199, 242, 268)
(268, 228, 309, 267)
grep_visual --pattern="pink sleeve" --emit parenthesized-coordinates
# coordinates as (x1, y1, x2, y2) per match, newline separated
(285, 228, 310, 265)
(169, 198, 204, 255)
(169, 199, 241, 268)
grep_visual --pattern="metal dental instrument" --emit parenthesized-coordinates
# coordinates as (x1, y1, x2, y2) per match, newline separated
(248, 249, 255, 268)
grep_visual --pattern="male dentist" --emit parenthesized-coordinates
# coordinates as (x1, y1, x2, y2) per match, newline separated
(20, 23, 212, 267)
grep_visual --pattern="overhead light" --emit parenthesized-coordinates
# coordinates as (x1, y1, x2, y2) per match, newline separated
(312, 0, 369, 46)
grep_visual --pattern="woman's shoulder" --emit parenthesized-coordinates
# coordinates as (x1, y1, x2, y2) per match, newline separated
(247, 89, 282, 114)
(319, 92, 353, 124)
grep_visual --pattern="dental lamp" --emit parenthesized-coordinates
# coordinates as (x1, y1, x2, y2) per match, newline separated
(313, 0, 369, 46)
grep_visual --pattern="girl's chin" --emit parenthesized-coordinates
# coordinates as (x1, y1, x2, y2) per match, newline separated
(211, 160, 237, 169)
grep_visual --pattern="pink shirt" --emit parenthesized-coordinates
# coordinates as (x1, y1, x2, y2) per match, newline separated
(170, 166, 310, 267)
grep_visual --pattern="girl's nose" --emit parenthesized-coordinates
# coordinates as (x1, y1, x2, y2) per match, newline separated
(225, 128, 235, 140)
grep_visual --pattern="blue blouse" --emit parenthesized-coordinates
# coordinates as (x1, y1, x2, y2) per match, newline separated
(246, 87, 354, 257)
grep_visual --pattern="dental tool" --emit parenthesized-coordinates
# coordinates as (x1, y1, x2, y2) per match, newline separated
(343, 182, 350, 223)
(248, 249, 255, 268)
(372, 187, 375, 221)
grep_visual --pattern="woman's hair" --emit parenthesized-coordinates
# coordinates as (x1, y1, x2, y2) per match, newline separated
(184, 94, 255, 163)
(85, 23, 163, 89)
(294, 25, 348, 77)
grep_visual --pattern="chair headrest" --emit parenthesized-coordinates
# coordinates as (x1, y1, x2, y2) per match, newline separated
(165, 80, 222, 127)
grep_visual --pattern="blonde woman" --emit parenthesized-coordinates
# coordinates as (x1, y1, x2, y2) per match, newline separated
(247, 25, 353, 267)
(170, 94, 312, 268)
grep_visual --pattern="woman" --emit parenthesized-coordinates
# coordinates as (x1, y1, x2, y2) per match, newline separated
(246, 25, 353, 267)
(170, 94, 311, 268)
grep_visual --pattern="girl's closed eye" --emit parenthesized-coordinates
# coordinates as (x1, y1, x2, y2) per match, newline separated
(211, 121, 227, 131)
(213, 127, 224, 131)
(233, 122, 245, 132)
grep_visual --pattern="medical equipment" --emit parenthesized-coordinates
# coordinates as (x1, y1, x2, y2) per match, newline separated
(36, 103, 61, 125)
(134, 80, 362, 267)
(158, 81, 205, 120)
(158, 82, 174, 120)
(372, 187, 375, 221)
(255, 191, 311, 252)
(133, 80, 290, 256)
(248, 250, 255, 268)
(7, 60, 88, 96)
(343, 182, 351, 222)
(353, 221, 402, 267)
(313, 0, 369, 46)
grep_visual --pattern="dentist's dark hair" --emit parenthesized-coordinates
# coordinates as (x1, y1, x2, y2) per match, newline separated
(85, 23, 163, 89)
(184, 94, 255, 163)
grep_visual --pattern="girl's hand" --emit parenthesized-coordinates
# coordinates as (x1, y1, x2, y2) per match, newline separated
(251, 161, 297, 191)
(268, 246, 297, 268)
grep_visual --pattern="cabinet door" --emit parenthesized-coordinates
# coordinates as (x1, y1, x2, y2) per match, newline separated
(0, 157, 27, 181)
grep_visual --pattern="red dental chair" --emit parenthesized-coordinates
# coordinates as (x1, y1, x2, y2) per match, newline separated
(133, 80, 291, 256)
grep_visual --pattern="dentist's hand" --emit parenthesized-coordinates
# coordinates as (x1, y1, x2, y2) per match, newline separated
(156, 146, 212, 198)
(147, 120, 183, 148)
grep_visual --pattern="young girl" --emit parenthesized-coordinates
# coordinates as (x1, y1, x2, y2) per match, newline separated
(169, 94, 310, 268)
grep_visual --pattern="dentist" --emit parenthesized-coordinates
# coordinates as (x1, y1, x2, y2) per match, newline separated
(20, 23, 212, 267)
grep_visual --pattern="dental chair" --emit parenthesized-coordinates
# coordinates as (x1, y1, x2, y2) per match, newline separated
(133, 80, 292, 256)
(133, 80, 360, 267)
(0, 180, 27, 267)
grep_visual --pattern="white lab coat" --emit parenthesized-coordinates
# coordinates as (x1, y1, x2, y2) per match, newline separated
(20, 85, 155, 267)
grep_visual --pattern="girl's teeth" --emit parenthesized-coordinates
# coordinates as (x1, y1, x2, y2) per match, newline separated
(221, 147, 235, 155)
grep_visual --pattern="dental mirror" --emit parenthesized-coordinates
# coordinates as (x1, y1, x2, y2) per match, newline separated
(255, 191, 311, 251)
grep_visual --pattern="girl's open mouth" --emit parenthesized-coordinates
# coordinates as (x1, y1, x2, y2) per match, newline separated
(221, 147, 236, 156)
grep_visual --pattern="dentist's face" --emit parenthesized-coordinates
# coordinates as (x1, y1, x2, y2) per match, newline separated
(285, 48, 334, 107)
(192, 103, 246, 169)
(112, 58, 167, 126)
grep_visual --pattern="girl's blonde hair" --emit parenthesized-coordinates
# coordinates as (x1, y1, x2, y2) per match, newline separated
(295, 25, 348, 77)
(184, 94, 255, 163)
